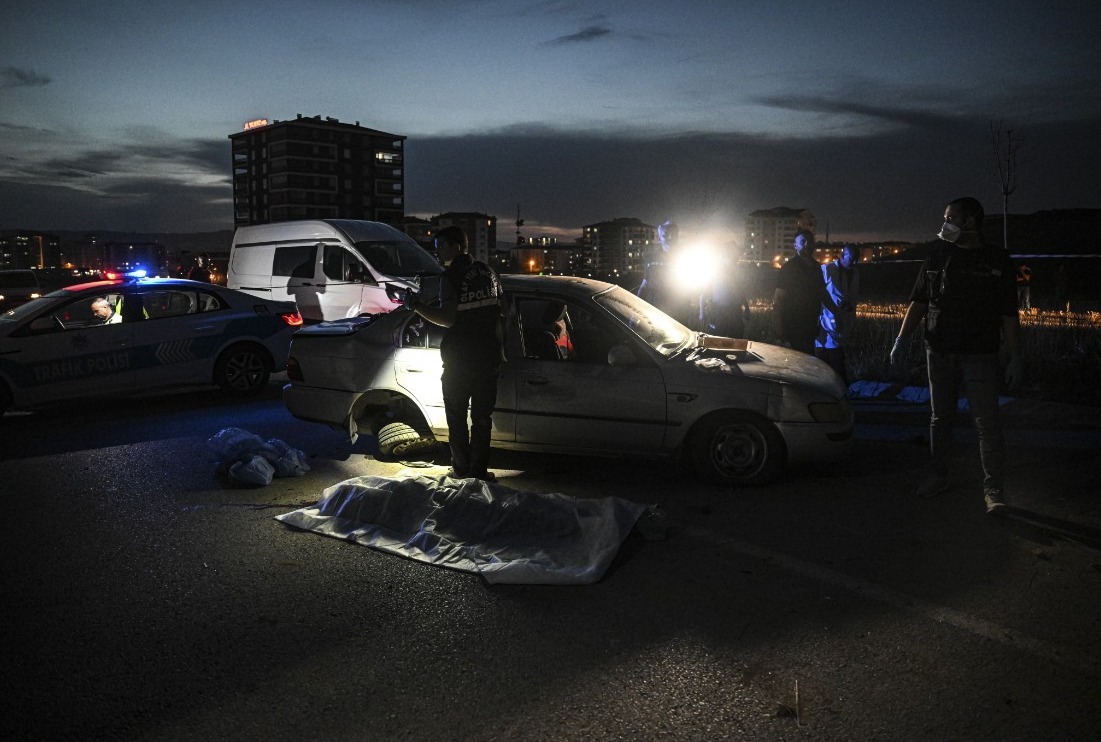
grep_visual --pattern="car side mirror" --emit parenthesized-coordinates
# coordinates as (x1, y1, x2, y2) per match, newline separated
(607, 344, 635, 366)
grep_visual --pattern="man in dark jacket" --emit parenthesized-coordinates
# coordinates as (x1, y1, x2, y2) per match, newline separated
(771, 229, 824, 354)
(407, 226, 504, 481)
(889, 197, 1022, 514)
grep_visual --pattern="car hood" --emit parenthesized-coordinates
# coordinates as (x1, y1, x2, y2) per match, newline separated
(673, 338, 847, 400)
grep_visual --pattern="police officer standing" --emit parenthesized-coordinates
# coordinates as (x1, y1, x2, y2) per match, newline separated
(406, 226, 505, 481)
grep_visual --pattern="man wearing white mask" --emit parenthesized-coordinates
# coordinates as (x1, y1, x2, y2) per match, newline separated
(889, 197, 1022, 514)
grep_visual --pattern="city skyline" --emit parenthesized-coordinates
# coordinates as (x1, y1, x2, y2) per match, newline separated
(2, 1, 1099, 245)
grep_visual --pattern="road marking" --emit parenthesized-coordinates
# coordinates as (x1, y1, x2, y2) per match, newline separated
(684, 526, 1100, 678)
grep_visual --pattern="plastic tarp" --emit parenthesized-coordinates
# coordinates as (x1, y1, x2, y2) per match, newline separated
(275, 474, 649, 585)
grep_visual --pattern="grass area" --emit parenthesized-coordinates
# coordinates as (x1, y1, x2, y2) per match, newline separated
(741, 304, 1101, 407)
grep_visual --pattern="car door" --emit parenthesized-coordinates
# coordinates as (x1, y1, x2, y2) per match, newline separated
(392, 313, 516, 444)
(509, 297, 667, 453)
(123, 286, 225, 388)
(3, 292, 135, 406)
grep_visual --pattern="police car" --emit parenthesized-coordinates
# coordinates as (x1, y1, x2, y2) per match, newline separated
(0, 275, 302, 415)
(283, 275, 853, 486)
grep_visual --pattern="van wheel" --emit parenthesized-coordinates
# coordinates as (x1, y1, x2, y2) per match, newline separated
(378, 422, 437, 457)
(214, 343, 272, 395)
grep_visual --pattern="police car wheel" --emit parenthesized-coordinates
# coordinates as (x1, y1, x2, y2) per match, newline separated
(688, 410, 785, 487)
(214, 343, 272, 395)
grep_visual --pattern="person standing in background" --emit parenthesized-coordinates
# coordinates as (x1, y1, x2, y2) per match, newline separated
(771, 229, 824, 354)
(816, 244, 861, 383)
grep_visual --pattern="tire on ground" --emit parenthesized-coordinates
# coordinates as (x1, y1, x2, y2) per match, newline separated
(378, 422, 437, 457)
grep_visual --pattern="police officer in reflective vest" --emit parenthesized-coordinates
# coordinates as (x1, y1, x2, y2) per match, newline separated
(406, 225, 505, 481)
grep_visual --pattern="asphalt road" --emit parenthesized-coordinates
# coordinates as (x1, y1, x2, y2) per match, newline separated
(2, 381, 1100, 741)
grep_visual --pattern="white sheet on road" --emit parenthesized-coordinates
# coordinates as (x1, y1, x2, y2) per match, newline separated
(275, 474, 648, 585)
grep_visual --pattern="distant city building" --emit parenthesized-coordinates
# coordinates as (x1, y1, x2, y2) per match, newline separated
(229, 114, 406, 227)
(513, 238, 578, 275)
(98, 241, 169, 276)
(580, 217, 655, 279)
(744, 207, 817, 263)
(433, 212, 497, 265)
(401, 216, 435, 250)
(0, 231, 62, 269)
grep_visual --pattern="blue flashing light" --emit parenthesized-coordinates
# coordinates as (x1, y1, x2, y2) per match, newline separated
(126, 268, 148, 279)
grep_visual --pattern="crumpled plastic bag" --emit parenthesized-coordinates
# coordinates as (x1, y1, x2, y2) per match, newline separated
(207, 427, 310, 485)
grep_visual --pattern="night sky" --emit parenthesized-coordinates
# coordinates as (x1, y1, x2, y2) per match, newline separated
(3, 0, 1099, 245)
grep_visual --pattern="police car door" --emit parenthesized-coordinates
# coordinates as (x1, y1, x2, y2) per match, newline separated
(4, 292, 135, 407)
(123, 287, 215, 387)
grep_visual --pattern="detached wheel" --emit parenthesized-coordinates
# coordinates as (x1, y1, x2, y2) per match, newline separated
(688, 411, 785, 486)
(214, 343, 272, 395)
(378, 422, 437, 457)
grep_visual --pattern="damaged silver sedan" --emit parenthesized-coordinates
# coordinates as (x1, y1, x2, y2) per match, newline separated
(283, 275, 852, 486)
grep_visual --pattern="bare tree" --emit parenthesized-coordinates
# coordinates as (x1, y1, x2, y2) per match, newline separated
(989, 121, 1024, 250)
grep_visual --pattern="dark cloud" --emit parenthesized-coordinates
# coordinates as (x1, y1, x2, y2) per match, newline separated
(545, 25, 612, 44)
(0, 66, 51, 89)
(754, 94, 957, 132)
(405, 116, 1101, 243)
(4, 120, 1098, 242)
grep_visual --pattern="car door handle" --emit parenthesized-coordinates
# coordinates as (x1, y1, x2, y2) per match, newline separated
(525, 376, 549, 386)
(193, 324, 216, 332)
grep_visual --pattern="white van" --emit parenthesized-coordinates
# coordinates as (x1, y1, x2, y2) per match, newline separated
(228, 219, 442, 322)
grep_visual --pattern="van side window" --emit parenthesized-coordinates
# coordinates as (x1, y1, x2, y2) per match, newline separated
(323, 245, 371, 283)
(273, 245, 317, 279)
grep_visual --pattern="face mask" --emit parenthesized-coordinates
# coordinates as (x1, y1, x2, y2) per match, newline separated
(937, 221, 961, 243)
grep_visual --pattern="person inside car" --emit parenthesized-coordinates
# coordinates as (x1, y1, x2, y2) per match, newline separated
(91, 298, 121, 324)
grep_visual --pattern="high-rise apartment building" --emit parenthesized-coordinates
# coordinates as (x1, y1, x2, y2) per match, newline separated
(229, 114, 406, 227)
(744, 207, 816, 264)
(433, 212, 497, 265)
(580, 217, 655, 279)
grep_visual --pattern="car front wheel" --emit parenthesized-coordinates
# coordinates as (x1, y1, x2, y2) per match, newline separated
(214, 343, 271, 395)
(688, 411, 785, 486)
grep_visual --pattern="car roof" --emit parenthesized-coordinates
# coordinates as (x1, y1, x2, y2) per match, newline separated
(501, 274, 615, 299)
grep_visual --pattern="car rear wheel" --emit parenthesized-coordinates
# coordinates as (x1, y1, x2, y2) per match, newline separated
(214, 343, 272, 395)
(688, 411, 785, 486)
(378, 422, 437, 457)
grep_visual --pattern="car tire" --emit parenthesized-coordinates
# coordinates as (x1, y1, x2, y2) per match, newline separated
(688, 411, 785, 487)
(214, 343, 272, 395)
(378, 422, 437, 457)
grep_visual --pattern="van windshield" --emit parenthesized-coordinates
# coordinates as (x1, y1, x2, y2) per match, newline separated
(356, 241, 442, 278)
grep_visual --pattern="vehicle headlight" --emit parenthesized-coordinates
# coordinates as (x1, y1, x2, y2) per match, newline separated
(808, 401, 846, 423)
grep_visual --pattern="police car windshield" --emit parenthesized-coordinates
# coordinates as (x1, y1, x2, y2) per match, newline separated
(356, 240, 442, 278)
(595, 285, 694, 358)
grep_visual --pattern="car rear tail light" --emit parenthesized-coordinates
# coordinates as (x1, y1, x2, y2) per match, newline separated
(280, 311, 304, 327)
(287, 356, 303, 381)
